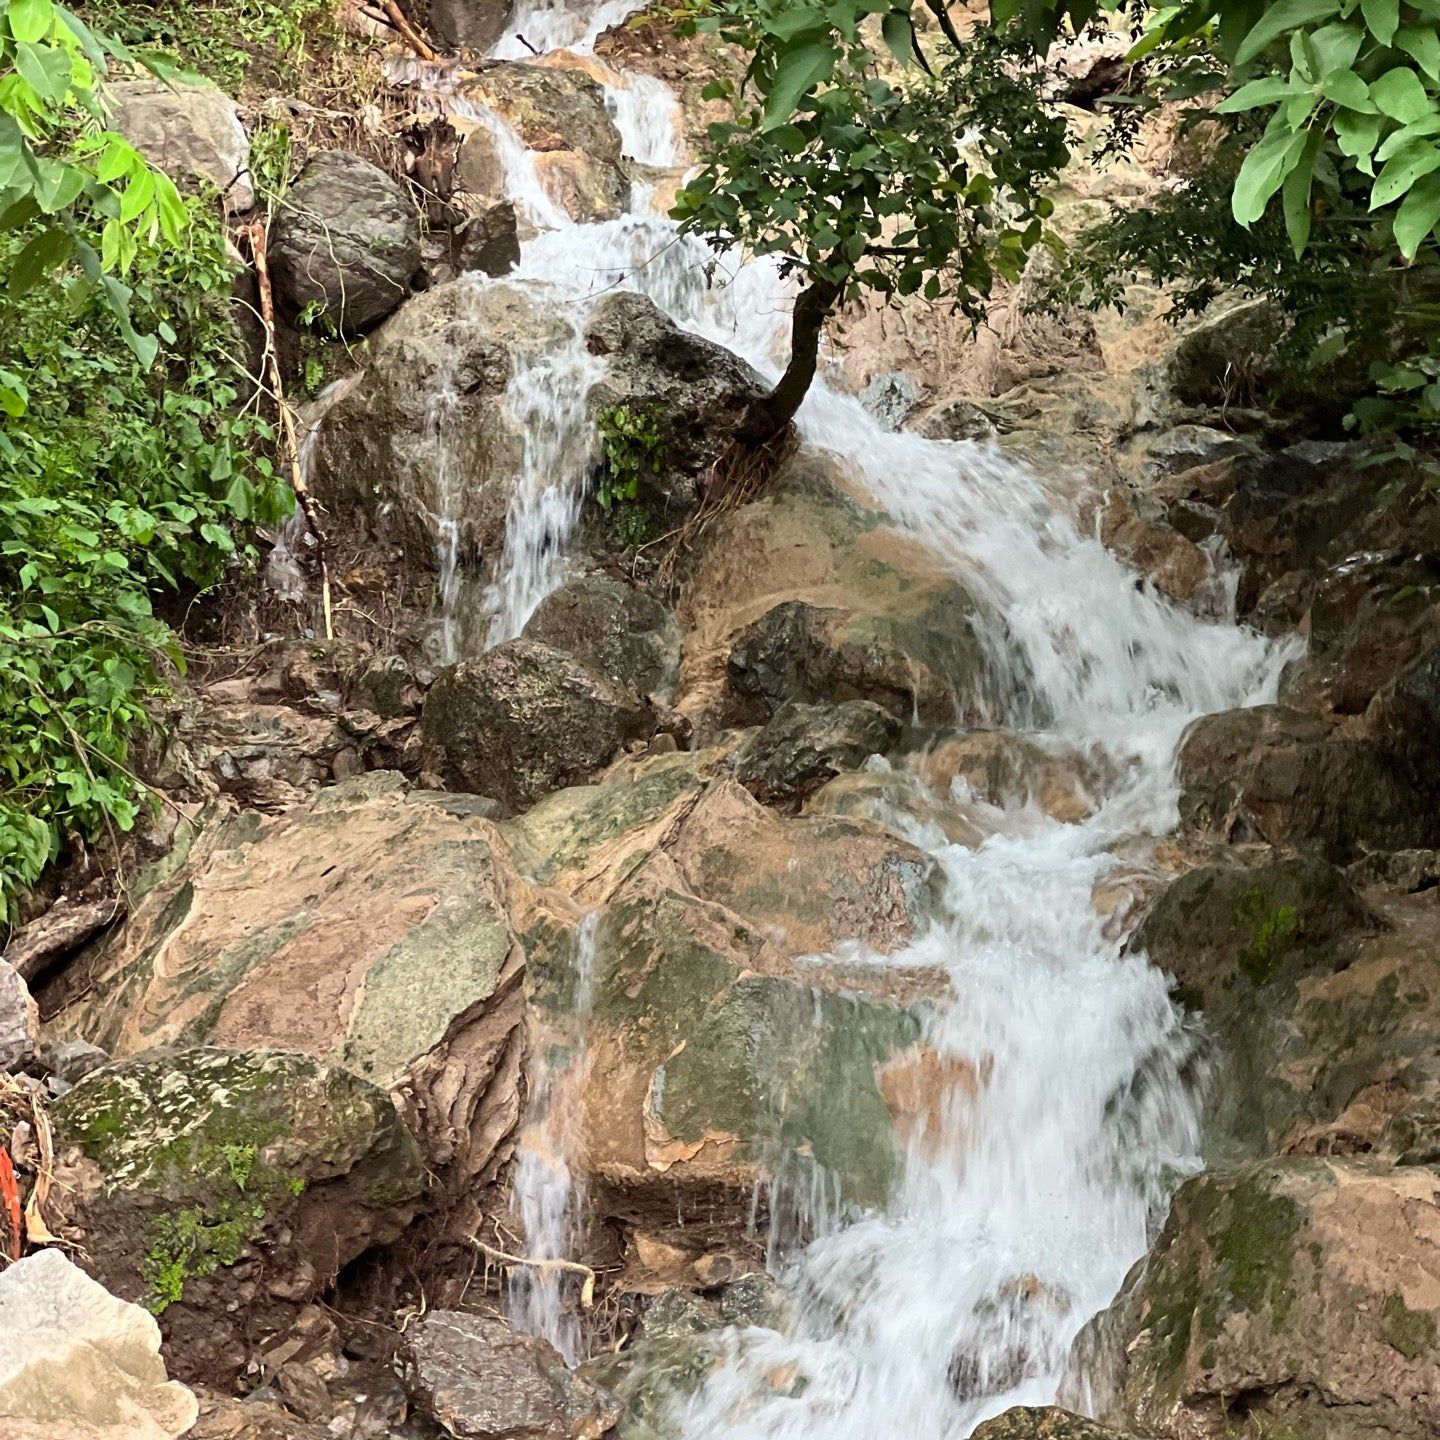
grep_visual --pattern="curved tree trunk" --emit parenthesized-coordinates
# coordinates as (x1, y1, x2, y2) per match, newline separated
(737, 275, 842, 446)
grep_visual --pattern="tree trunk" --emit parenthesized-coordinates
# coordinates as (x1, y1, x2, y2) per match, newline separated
(737, 275, 842, 446)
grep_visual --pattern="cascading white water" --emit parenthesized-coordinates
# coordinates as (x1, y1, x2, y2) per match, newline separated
(421, 372, 464, 663)
(509, 913, 599, 1364)
(398, 9, 1305, 1430)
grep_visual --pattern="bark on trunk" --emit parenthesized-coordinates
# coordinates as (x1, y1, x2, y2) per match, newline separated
(737, 275, 841, 446)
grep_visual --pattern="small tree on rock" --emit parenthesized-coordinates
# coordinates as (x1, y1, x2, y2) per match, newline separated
(670, 0, 1070, 446)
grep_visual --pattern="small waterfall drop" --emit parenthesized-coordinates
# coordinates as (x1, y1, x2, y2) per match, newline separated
(508, 913, 600, 1365)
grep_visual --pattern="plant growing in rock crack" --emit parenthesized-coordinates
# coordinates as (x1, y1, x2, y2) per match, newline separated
(669, 1, 1069, 449)
(595, 400, 666, 514)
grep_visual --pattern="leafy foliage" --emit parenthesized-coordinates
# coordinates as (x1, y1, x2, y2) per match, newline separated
(0, 204, 291, 922)
(672, 4, 1068, 316)
(596, 401, 666, 512)
(79, 0, 338, 90)
(0, 0, 189, 351)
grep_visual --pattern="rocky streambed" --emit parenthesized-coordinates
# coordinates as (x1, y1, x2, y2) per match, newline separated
(2, 3, 1440, 1440)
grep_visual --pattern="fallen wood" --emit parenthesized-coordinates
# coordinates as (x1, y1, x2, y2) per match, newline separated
(3, 897, 123, 984)
(383, 0, 439, 60)
(464, 1236, 596, 1309)
(246, 221, 335, 642)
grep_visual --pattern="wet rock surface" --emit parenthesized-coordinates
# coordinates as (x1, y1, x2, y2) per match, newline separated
(734, 698, 900, 808)
(270, 152, 422, 332)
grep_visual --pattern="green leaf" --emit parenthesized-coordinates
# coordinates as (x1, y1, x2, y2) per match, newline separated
(1283, 130, 1322, 254)
(1362, 0, 1400, 43)
(1376, 114, 1440, 162)
(14, 41, 73, 107)
(7, 0, 56, 44)
(1396, 26, 1440, 83)
(1232, 125, 1308, 224)
(1370, 140, 1440, 208)
(761, 40, 836, 130)
(1393, 170, 1440, 255)
(880, 9, 915, 67)
(1215, 76, 1301, 111)
(1307, 21, 1363, 75)
(1235, 0, 1341, 66)
(1370, 67, 1431, 123)
(7, 225, 73, 294)
(1320, 68, 1375, 111)
(1335, 106, 1384, 169)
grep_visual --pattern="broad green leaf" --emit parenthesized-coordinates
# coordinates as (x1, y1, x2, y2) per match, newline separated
(1321, 68, 1375, 110)
(1335, 106, 1384, 169)
(1235, 0, 1341, 66)
(1215, 76, 1300, 111)
(7, 224, 72, 294)
(1393, 170, 1440, 255)
(6, 0, 56, 44)
(880, 9, 916, 67)
(1370, 67, 1431, 123)
(1361, 0, 1399, 44)
(761, 40, 835, 130)
(14, 41, 73, 107)
(1396, 26, 1440, 83)
(1369, 140, 1440, 207)
(1376, 114, 1440, 161)
(1307, 21, 1363, 75)
(1233, 125, 1308, 224)
(1283, 130, 1322, 254)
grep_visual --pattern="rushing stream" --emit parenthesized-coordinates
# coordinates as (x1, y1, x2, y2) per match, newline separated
(380, 6, 1302, 1433)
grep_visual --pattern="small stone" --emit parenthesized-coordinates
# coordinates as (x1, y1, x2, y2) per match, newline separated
(0, 962, 37, 1071)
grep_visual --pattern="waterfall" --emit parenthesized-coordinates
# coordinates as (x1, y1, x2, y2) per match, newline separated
(397, 10, 1302, 1430)
(509, 913, 599, 1364)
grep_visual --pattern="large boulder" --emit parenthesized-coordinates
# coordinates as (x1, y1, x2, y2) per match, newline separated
(1176, 704, 1439, 862)
(109, 79, 252, 214)
(49, 1048, 424, 1383)
(584, 291, 768, 515)
(270, 152, 422, 332)
(459, 64, 627, 222)
(0, 1249, 197, 1440)
(734, 699, 901, 808)
(679, 448, 995, 732)
(522, 574, 681, 702)
(417, 639, 655, 813)
(431, 0, 514, 52)
(44, 775, 536, 1198)
(1088, 1160, 1440, 1440)
(305, 280, 565, 605)
(1368, 642, 1440, 787)
(401, 1311, 620, 1440)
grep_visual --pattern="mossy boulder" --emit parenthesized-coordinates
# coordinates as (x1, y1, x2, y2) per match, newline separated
(1132, 854, 1376, 1007)
(1086, 1160, 1440, 1440)
(44, 774, 535, 1192)
(51, 1047, 424, 1385)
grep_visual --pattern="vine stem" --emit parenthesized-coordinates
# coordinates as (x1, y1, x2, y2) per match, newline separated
(246, 221, 334, 642)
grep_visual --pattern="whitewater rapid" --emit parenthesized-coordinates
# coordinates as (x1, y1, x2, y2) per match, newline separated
(388, 4, 1302, 1433)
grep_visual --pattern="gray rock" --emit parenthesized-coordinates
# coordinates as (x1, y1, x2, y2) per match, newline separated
(418, 639, 654, 814)
(110, 78, 253, 214)
(736, 700, 900, 808)
(584, 292, 768, 515)
(41, 1038, 109, 1086)
(0, 1248, 198, 1440)
(430, 0, 515, 54)
(971, 1409, 1139, 1440)
(0, 962, 36, 1071)
(401, 1310, 620, 1440)
(859, 371, 920, 431)
(522, 574, 680, 701)
(270, 152, 421, 332)
(456, 201, 520, 277)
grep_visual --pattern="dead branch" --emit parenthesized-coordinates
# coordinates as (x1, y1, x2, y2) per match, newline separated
(463, 1237, 596, 1309)
(246, 221, 334, 641)
(383, 1, 439, 60)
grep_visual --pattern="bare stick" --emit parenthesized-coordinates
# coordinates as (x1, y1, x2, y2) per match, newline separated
(463, 1237, 596, 1309)
(383, 0, 439, 60)
(247, 222, 334, 641)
